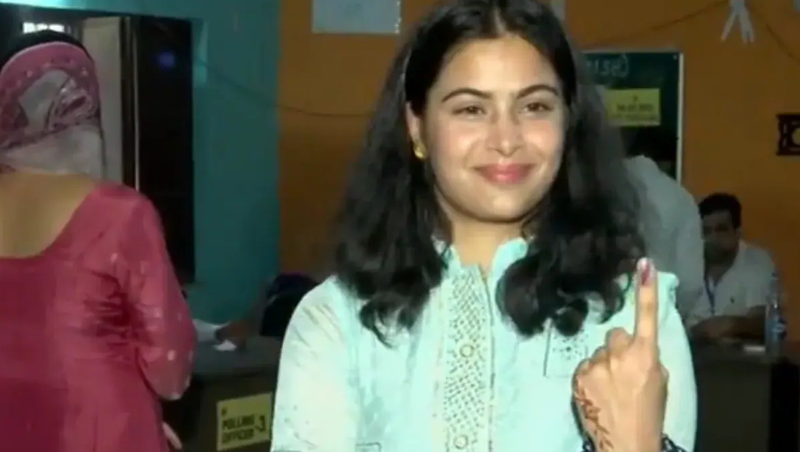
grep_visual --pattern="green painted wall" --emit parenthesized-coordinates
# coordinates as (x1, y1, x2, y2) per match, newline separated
(1, 0, 281, 321)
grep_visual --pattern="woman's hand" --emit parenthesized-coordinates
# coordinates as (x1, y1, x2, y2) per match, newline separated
(163, 422, 182, 450)
(573, 258, 667, 452)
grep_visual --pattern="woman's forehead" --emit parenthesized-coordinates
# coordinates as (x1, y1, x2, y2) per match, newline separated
(432, 36, 559, 95)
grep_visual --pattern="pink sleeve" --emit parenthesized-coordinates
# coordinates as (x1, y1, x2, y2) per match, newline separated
(116, 196, 196, 400)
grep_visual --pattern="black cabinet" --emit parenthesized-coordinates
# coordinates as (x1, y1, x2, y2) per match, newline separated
(121, 16, 195, 282)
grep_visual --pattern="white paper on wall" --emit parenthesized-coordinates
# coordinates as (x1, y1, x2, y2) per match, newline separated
(721, 0, 754, 43)
(81, 17, 123, 182)
(551, 0, 566, 21)
(312, 0, 402, 35)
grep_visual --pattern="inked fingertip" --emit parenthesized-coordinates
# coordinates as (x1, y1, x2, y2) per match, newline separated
(637, 257, 655, 286)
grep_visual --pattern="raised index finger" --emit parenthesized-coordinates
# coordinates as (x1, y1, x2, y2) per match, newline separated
(634, 258, 659, 345)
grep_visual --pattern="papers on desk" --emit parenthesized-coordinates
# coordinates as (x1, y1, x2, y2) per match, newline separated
(742, 343, 766, 355)
(192, 336, 282, 376)
(214, 340, 237, 351)
(193, 319, 238, 352)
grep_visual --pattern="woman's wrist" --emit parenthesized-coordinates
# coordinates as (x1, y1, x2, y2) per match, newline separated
(605, 426, 661, 452)
(659, 436, 685, 452)
(634, 435, 662, 452)
(582, 435, 685, 452)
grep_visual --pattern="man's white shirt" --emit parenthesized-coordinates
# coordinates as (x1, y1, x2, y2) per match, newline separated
(685, 241, 778, 327)
(625, 156, 705, 319)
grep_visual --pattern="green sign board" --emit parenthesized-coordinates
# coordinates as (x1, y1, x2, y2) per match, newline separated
(584, 50, 684, 179)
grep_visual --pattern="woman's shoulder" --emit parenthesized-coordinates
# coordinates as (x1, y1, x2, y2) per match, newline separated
(90, 182, 154, 212)
(288, 276, 361, 333)
(296, 276, 358, 305)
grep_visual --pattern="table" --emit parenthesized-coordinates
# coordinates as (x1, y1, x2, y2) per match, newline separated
(693, 343, 800, 452)
(164, 339, 800, 451)
(163, 337, 282, 452)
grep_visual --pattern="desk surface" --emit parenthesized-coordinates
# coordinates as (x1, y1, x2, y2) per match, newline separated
(692, 341, 800, 452)
(193, 337, 282, 379)
(693, 343, 774, 367)
(692, 342, 800, 367)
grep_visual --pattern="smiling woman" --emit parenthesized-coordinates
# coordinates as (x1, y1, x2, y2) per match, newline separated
(270, 0, 696, 451)
(406, 35, 566, 231)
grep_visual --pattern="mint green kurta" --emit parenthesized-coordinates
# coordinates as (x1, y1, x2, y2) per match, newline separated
(271, 239, 696, 451)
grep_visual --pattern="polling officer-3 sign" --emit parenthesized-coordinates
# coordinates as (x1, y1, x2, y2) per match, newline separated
(216, 393, 273, 450)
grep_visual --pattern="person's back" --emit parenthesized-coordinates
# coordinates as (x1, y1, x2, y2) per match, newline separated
(0, 30, 195, 452)
(625, 155, 704, 317)
(0, 172, 96, 257)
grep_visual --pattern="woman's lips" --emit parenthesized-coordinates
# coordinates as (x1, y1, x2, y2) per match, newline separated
(474, 164, 533, 184)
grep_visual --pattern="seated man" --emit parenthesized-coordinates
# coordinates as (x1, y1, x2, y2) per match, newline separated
(687, 193, 782, 341)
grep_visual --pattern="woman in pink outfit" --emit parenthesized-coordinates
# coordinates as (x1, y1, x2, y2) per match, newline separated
(0, 30, 196, 451)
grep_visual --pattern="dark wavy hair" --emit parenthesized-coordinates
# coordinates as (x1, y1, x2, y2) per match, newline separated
(698, 193, 741, 228)
(333, 0, 644, 340)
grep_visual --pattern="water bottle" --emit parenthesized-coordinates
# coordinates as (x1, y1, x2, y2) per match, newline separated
(764, 270, 786, 359)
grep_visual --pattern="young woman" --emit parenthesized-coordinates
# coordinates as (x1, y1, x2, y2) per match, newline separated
(271, 0, 696, 451)
(0, 31, 195, 451)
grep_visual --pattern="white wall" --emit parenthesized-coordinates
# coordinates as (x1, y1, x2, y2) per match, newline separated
(80, 17, 124, 183)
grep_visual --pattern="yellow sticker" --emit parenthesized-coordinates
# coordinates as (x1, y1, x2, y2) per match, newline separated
(216, 393, 273, 451)
(602, 88, 661, 127)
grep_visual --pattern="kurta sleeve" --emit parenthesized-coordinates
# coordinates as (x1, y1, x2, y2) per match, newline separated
(270, 283, 358, 451)
(748, 249, 779, 309)
(672, 203, 705, 320)
(658, 274, 698, 451)
(582, 436, 688, 451)
(117, 196, 196, 400)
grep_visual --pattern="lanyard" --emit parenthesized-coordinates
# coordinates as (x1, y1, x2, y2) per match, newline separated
(704, 277, 717, 315)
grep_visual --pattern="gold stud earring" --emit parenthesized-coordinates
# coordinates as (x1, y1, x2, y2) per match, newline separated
(413, 143, 427, 160)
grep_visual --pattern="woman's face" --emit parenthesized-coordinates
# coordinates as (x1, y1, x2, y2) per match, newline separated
(407, 35, 567, 226)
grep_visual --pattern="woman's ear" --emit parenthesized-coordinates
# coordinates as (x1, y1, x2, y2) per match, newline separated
(405, 102, 422, 145)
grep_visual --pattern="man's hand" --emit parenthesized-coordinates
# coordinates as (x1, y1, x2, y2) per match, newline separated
(215, 320, 251, 348)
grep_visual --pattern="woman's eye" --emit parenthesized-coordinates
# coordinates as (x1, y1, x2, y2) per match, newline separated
(524, 102, 553, 114)
(455, 105, 485, 116)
